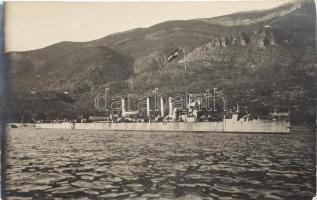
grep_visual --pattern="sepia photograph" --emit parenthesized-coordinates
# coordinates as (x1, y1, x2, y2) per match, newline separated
(2, 0, 316, 199)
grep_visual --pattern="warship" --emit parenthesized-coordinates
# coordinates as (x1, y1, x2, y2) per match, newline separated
(35, 87, 291, 133)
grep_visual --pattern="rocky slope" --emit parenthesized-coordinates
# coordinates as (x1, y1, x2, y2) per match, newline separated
(7, 0, 316, 123)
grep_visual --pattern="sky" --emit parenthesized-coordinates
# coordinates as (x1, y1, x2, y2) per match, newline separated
(5, 1, 291, 52)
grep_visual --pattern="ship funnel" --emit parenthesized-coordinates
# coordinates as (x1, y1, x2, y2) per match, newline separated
(160, 97, 165, 117)
(188, 94, 192, 109)
(147, 97, 150, 118)
(121, 98, 126, 113)
(168, 97, 173, 116)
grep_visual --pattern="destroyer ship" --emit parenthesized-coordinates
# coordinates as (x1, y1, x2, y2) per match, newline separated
(36, 87, 291, 133)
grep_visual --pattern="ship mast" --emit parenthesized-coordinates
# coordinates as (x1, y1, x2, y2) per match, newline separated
(182, 48, 188, 113)
(184, 65, 188, 110)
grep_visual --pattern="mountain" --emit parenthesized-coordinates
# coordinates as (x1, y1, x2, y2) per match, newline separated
(7, 0, 316, 124)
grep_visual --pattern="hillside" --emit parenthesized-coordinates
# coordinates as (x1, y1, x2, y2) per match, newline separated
(7, 0, 316, 124)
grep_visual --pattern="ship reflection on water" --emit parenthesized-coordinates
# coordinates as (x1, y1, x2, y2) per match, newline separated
(5, 127, 315, 199)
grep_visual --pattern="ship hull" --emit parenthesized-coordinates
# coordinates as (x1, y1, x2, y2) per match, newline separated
(35, 120, 290, 133)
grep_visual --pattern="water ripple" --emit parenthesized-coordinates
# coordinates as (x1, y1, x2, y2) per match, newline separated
(5, 127, 315, 199)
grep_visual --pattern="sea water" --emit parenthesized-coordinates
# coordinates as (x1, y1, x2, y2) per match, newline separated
(5, 127, 315, 199)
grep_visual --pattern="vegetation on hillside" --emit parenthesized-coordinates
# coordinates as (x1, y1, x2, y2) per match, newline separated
(7, 0, 316, 125)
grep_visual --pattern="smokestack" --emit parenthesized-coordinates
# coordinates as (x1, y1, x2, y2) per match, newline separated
(188, 94, 192, 109)
(128, 94, 131, 111)
(160, 97, 164, 117)
(121, 98, 126, 113)
(169, 97, 173, 115)
(147, 97, 150, 118)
